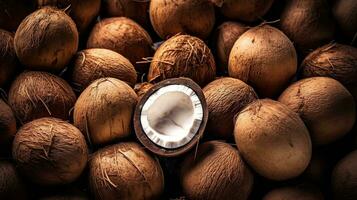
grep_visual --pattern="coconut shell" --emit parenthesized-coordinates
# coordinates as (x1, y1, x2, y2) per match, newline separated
(0, 99, 16, 147)
(333, 0, 357, 44)
(0, 161, 27, 200)
(14, 7, 79, 72)
(149, 0, 215, 39)
(234, 99, 312, 181)
(214, 22, 249, 73)
(87, 17, 153, 73)
(263, 184, 324, 200)
(278, 77, 356, 145)
(89, 142, 164, 200)
(181, 141, 253, 200)
(73, 78, 137, 146)
(203, 77, 257, 140)
(148, 35, 216, 87)
(37, 0, 101, 33)
(12, 117, 88, 185)
(71, 48, 137, 92)
(0, 0, 36, 31)
(0, 29, 17, 87)
(280, 0, 335, 55)
(134, 82, 154, 100)
(8, 71, 76, 124)
(228, 25, 297, 98)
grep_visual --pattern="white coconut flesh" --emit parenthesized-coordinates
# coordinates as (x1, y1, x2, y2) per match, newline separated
(140, 85, 204, 149)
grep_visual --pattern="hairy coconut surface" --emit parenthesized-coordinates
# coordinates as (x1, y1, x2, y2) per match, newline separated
(228, 25, 297, 98)
(214, 22, 249, 73)
(234, 99, 312, 181)
(37, 0, 101, 32)
(203, 77, 257, 139)
(0, 99, 16, 146)
(149, 0, 215, 39)
(134, 82, 154, 100)
(87, 17, 153, 73)
(89, 142, 164, 200)
(0, 0, 36, 31)
(12, 117, 88, 185)
(263, 184, 324, 200)
(14, 7, 78, 72)
(74, 78, 137, 146)
(0, 29, 17, 87)
(0, 161, 27, 200)
(280, 0, 335, 55)
(278, 77, 355, 145)
(148, 35, 216, 87)
(8, 71, 76, 124)
(71, 48, 137, 91)
(332, 150, 357, 200)
(333, 0, 357, 44)
(181, 141, 253, 200)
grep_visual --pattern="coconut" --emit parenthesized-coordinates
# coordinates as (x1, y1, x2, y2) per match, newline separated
(73, 78, 137, 146)
(87, 17, 153, 73)
(228, 25, 297, 98)
(234, 99, 312, 181)
(278, 77, 355, 145)
(181, 141, 253, 200)
(280, 0, 335, 55)
(149, 0, 215, 39)
(0, 29, 17, 87)
(12, 117, 88, 185)
(101, 0, 150, 29)
(0, 161, 27, 200)
(216, 0, 274, 22)
(89, 142, 164, 200)
(148, 35, 216, 87)
(134, 78, 208, 157)
(14, 7, 78, 72)
(332, 150, 357, 200)
(263, 184, 324, 200)
(333, 0, 357, 44)
(0, 0, 36, 31)
(203, 77, 257, 139)
(8, 71, 76, 124)
(214, 22, 249, 73)
(37, 0, 101, 32)
(0, 99, 16, 147)
(134, 82, 154, 100)
(71, 48, 137, 92)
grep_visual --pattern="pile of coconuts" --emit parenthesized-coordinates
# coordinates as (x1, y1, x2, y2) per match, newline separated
(0, 0, 356, 199)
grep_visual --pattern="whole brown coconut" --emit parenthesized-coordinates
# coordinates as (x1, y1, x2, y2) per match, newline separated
(332, 150, 357, 200)
(0, 0, 36, 31)
(0, 161, 27, 200)
(0, 99, 16, 146)
(214, 22, 249, 72)
(228, 25, 297, 98)
(217, 0, 274, 22)
(37, 0, 101, 32)
(333, 0, 357, 44)
(12, 117, 88, 185)
(181, 141, 253, 200)
(71, 48, 137, 92)
(74, 78, 137, 146)
(263, 184, 324, 200)
(203, 77, 257, 139)
(8, 71, 76, 124)
(149, 0, 215, 39)
(89, 142, 164, 200)
(234, 99, 312, 181)
(102, 0, 150, 29)
(87, 17, 153, 73)
(134, 82, 154, 100)
(0, 29, 17, 87)
(280, 0, 335, 55)
(278, 77, 356, 145)
(148, 35, 216, 87)
(14, 7, 78, 72)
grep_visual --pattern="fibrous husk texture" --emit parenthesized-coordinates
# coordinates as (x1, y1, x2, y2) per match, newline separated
(134, 82, 154, 100)
(0, 0, 36, 31)
(234, 99, 312, 181)
(14, 7, 78, 72)
(89, 142, 164, 200)
(74, 78, 138, 146)
(87, 17, 153, 73)
(333, 0, 357, 43)
(148, 34, 216, 87)
(203, 77, 257, 139)
(8, 71, 76, 124)
(181, 141, 253, 200)
(12, 117, 88, 185)
(0, 161, 27, 200)
(71, 48, 137, 92)
(228, 25, 297, 98)
(0, 99, 16, 145)
(0, 29, 17, 87)
(149, 0, 215, 40)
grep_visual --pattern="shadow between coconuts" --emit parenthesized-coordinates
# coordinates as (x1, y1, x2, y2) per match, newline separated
(134, 77, 208, 157)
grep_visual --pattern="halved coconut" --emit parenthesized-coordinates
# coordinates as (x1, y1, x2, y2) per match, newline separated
(134, 78, 208, 157)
